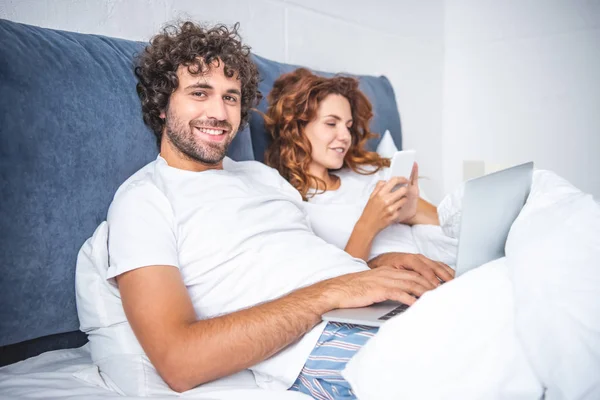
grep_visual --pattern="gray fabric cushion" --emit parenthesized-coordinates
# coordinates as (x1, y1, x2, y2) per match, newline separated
(0, 19, 155, 347)
(0, 19, 402, 349)
(249, 54, 402, 162)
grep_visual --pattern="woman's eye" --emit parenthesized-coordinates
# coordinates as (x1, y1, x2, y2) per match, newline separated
(326, 122, 336, 127)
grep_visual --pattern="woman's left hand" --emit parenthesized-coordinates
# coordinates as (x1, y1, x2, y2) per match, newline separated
(396, 162, 420, 224)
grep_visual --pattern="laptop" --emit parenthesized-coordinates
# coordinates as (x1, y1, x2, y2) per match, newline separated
(322, 162, 534, 327)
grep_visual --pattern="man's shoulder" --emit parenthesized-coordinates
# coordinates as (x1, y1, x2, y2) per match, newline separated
(224, 158, 284, 181)
(111, 159, 167, 208)
(224, 157, 267, 171)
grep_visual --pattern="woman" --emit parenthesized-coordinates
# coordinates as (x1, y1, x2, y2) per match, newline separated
(264, 68, 452, 264)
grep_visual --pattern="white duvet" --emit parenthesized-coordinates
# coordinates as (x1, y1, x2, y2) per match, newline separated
(343, 170, 600, 400)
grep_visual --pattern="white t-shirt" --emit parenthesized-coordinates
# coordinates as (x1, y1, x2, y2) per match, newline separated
(97, 156, 368, 391)
(304, 167, 420, 259)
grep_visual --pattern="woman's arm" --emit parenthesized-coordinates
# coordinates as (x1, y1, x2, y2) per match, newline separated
(344, 218, 378, 261)
(344, 178, 411, 261)
(347, 196, 438, 260)
(404, 198, 440, 226)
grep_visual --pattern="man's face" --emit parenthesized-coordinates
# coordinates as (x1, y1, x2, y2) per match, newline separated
(162, 61, 242, 165)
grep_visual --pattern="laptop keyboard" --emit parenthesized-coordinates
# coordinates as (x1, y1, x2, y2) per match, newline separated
(378, 303, 410, 321)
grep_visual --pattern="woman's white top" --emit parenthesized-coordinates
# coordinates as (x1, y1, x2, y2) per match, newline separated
(304, 167, 420, 259)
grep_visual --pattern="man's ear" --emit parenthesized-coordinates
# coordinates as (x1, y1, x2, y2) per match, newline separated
(160, 110, 166, 119)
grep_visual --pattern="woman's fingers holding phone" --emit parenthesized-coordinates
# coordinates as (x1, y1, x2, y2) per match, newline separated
(410, 162, 419, 186)
(385, 176, 409, 191)
(369, 181, 387, 199)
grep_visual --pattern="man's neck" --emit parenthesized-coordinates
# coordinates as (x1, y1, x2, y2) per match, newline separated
(160, 139, 224, 172)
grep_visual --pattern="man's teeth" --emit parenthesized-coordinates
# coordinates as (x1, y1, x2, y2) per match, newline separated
(197, 127, 224, 135)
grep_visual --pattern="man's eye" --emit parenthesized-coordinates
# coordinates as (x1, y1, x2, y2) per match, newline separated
(192, 91, 206, 97)
(224, 95, 238, 103)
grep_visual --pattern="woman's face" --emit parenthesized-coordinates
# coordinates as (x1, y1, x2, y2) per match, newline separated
(304, 94, 353, 174)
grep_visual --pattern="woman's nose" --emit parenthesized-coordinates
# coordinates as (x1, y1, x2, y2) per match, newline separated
(339, 126, 351, 143)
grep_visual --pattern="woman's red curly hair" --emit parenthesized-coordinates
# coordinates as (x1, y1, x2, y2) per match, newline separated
(264, 68, 390, 200)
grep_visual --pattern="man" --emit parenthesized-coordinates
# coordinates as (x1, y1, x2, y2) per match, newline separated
(94, 21, 453, 398)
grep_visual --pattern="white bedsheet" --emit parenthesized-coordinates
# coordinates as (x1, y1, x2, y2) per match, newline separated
(0, 344, 311, 399)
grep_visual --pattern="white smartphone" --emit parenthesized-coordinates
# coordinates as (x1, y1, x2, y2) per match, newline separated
(388, 150, 416, 181)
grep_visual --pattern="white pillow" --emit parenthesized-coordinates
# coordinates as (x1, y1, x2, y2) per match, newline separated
(436, 182, 465, 239)
(375, 129, 398, 159)
(506, 171, 600, 400)
(75, 221, 123, 331)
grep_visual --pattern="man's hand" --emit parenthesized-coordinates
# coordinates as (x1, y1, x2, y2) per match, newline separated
(311, 266, 437, 309)
(368, 252, 454, 288)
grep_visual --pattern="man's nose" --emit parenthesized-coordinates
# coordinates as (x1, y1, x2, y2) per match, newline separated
(205, 96, 228, 121)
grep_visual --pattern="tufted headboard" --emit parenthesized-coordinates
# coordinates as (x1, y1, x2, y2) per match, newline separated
(0, 19, 402, 365)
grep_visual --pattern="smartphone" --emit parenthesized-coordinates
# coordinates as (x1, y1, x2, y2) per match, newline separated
(388, 150, 416, 181)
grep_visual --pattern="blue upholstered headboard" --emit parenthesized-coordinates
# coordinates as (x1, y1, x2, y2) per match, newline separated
(0, 19, 402, 364)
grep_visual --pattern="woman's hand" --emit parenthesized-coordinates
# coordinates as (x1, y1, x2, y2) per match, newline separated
(345, 163, 424, 261)
(359, 178, 411, 234)
(396, 162, 420, 224)
(358, 162, 420, 233)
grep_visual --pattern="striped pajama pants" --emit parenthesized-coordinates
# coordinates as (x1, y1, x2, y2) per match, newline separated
(289, 322, 379, 399)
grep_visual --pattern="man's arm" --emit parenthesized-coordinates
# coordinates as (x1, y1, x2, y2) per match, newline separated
(117, 264, 435, 392)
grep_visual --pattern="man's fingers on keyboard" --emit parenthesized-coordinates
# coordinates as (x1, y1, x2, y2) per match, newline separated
(414, 257, 440, 288)
(395, 275, 431, 297)
(389, 268, 432, 287)
(415, 255, 453, 285)
(399, 258, 438, 289)
(387, 290, 417, 306)
(437, 262, 455, 280)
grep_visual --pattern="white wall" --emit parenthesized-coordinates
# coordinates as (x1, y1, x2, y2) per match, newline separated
(0, 0, 446, 202)
(443, 0, 600, 199)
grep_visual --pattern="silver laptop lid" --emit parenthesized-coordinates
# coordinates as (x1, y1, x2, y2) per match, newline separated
(455, 162, 534, 276)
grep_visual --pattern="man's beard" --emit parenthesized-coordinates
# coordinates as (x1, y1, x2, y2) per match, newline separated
(164, 109, 234, 165)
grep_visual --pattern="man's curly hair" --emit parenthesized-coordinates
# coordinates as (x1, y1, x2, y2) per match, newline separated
(135, 21, 260, 147)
